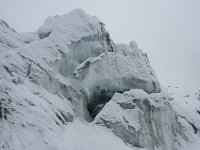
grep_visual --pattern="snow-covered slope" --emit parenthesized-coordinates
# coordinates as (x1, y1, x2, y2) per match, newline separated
(0, 9, 199, 150)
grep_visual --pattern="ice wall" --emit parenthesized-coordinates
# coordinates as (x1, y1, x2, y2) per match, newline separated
(0, 9, 199, 150)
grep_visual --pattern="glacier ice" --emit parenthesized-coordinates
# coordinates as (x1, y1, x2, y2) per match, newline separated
(73, 42, 160, 117)
(94, 89, 176, 149)
(0, 8, 200, 150)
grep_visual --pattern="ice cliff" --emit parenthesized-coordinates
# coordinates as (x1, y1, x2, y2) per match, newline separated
(0, 9, 200, 150)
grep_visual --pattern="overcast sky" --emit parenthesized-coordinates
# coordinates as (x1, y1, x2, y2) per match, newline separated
(1, 0, 200, 90)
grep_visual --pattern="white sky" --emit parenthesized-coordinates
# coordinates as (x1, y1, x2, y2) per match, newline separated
(1, 0, 200, 90)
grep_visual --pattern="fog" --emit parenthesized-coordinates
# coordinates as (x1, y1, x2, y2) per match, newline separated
(1, 0, 200, 90)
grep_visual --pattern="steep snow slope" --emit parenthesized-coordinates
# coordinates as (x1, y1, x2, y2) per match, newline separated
(0, 19, 38, 51)
(168, 87, 200, 150)
(0, 9, 199, 150)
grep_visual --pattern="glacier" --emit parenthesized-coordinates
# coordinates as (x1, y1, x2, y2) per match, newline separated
(0, 9, 200, 150)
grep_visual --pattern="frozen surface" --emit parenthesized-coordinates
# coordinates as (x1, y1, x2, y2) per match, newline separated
(58, 120, 138, 150)
(94, 89, 176, 150)
(0, 8, 199, 150)
(73, 43, 160, 114)
(167, 87, 200, 149)
(0, 9, 127, 150)
(94, 87, 200, 150)
(74, 52, 160, 94)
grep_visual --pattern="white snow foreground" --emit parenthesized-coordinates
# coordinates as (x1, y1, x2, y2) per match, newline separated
(0, 9, 199, 150)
